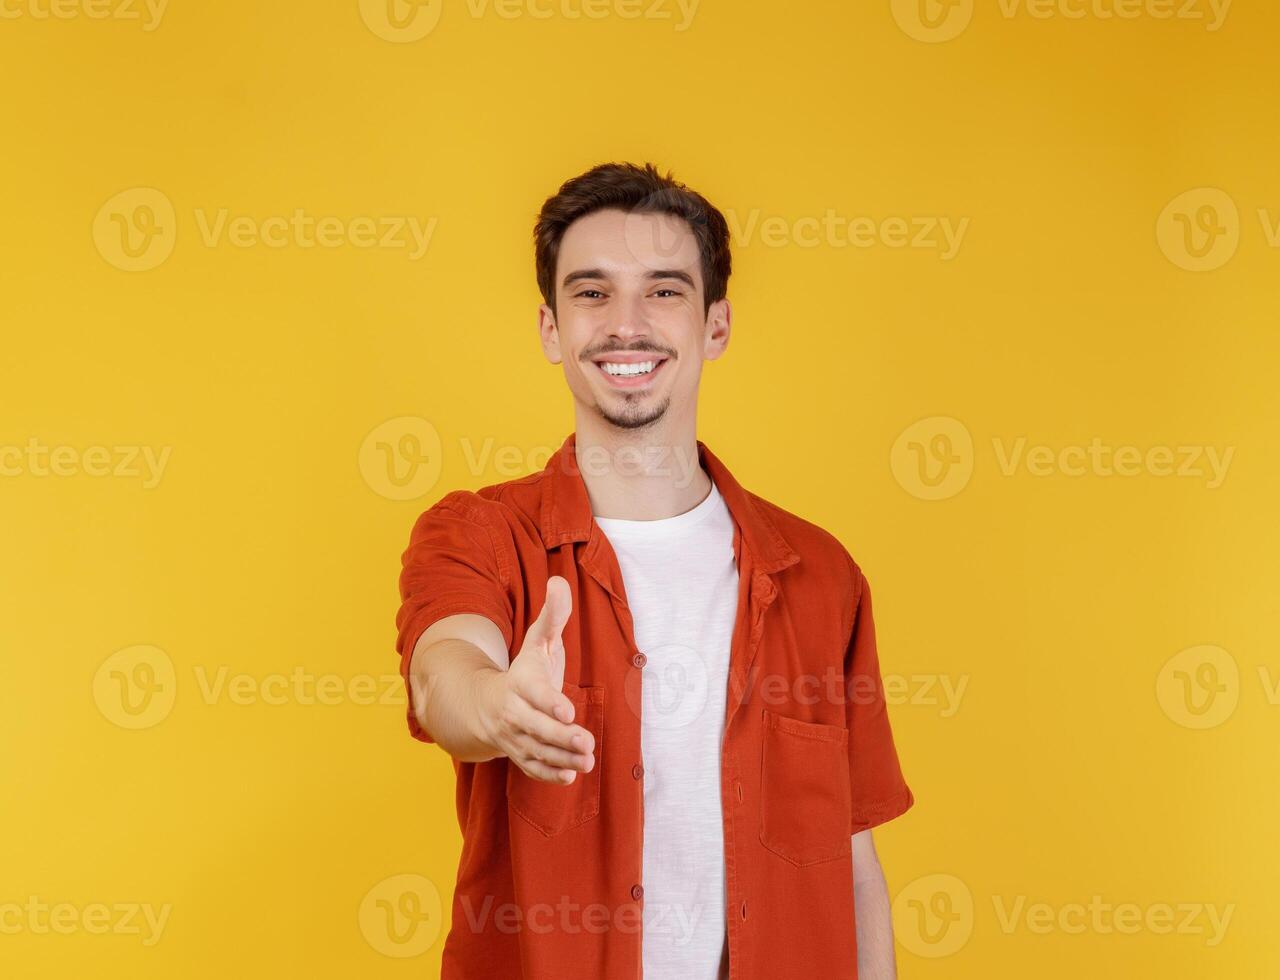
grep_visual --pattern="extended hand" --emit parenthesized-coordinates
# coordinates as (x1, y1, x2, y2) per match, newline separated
(478, 576, 596, 783)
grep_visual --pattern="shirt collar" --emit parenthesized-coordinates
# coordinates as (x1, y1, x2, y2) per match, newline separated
(538, 432, 800, 574)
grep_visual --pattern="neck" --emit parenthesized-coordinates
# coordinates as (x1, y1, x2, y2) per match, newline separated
(572, 407, 711, 521)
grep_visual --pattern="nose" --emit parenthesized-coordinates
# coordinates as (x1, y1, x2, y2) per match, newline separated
(607, 291, 651, 344)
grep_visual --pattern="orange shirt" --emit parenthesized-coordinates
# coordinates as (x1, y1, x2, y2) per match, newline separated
(395, 433, 914, 979)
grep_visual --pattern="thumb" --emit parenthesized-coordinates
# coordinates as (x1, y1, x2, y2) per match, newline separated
(528, 575, 572, 650)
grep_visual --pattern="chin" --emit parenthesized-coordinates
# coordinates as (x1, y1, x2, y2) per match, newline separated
(598, 395, 671, 431)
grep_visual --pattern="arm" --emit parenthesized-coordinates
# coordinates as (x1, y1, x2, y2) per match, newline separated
(853, 830, 897, 980)
(408, 613, 510, 762)
(841, 561, 913, 975)
(407, 577, 597, 782)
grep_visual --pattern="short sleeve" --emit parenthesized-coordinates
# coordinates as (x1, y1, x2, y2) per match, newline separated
(844, 562, 915, 832)
(395, 492, 515, 743)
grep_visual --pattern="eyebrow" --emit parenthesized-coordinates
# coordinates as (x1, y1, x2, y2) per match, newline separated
(561, 268, 697, 290)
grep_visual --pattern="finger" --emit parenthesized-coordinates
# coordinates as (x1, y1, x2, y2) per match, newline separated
(510, 671, 575, 725)
(518, 703, 595, 756)
(516, 757, 581, 784)
(511, 733, 594, 773)
(527, 575, 572, 649)
(497, 686, 582, 750)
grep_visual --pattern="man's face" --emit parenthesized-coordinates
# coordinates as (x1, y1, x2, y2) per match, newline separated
(539, 208, 730, 432)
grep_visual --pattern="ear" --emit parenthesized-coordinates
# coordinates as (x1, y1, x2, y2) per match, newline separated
(703, 298, 732, 361)
(538, 303, 562, 364)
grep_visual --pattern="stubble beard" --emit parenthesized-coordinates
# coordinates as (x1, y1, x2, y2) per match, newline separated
(597, 393, 671, 431)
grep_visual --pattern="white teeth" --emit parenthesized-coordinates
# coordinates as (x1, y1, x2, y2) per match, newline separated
(601, 360, 657, 377)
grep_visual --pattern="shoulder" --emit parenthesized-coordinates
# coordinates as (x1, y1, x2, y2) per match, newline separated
(747, 491, 866, 595)
(410, 468, 547, 538)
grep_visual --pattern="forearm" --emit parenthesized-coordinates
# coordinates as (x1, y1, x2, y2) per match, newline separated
(854, 860, 897, 980)
(409, 637, 505, 762)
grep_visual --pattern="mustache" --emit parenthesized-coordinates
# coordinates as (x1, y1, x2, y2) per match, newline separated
(579, 342, 677, 361)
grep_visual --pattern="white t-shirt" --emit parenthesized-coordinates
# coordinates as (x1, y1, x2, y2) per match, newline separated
(594, 478, 739, 980)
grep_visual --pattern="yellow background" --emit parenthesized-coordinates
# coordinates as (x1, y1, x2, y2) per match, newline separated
(2, 0, 1277, 976)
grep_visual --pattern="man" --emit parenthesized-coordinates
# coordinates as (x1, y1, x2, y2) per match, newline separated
(395, 162, 914, 979)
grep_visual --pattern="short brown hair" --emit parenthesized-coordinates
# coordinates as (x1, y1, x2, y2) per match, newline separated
(534, 162, 731, 316)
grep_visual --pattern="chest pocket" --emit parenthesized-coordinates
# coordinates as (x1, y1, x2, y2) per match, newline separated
(507, 682, 605, 837)
(758, 708, 853, 866)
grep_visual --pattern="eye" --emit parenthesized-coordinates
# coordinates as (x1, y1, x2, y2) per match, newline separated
(574, 289, 606, 299)
(652, 288, 682, 298)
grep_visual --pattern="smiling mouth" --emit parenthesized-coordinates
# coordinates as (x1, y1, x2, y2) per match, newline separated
(592, 356, 670, 389)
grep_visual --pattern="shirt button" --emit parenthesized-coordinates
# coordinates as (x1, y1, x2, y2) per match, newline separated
(736, 782, 743, 803)
(632, 764, 644, 780)
(632, 652, 647, 668)
(740, 900, 748, 920)
(631, 884, 644, 902)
